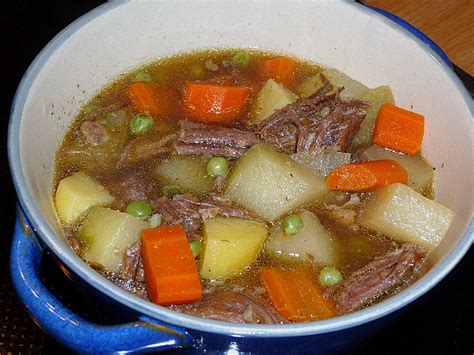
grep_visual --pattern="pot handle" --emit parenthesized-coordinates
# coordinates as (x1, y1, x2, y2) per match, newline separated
(10, 210, 195, 354)
(366, 5, 452, 68)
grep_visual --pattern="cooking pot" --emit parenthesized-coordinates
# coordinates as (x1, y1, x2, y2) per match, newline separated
(8, 1, 473, 353)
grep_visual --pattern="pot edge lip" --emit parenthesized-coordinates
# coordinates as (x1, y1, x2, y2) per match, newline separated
(7, 0, 474, 337)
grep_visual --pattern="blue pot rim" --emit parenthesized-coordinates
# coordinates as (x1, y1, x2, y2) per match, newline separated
(8, 0, 474, 338)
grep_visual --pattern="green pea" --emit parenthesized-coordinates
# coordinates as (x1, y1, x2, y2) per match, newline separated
(190, 64, 206, 79)
(232, 51, 250, 67)
(149, 213, 162, 228)
(318, 266, 343, 287)
(207, 157, 229, 177)
(125, 201, 152, 219)
(130, 113, 154, 135)
(162, 185, 183, 198)
(133, 72, 152, 82)
(282, 214, 303, 235)
(189, 240, 201, 258)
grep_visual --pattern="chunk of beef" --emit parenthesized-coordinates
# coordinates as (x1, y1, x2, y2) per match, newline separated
(152, 194, 258, 237)
(105, 167, 160, 210)
(80, 121, 109, 146)
(174, 143, 246, 159)
(170, 290, 285, 324)
(152, 195, 185, 227)
(118, 134, 176, 167)
(175, 120, 260, 159)
(296, 99, 369, 153)
(166, 194, 202, 236)
(121, 241, 145, 284)
(325, 243, 427, 314)
(198, 194, 259, 220)
(82, 101, 126, 121)
(255, 75, 369, 153)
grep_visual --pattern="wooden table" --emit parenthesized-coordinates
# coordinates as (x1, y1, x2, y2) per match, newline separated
(364, 0, 474, 76)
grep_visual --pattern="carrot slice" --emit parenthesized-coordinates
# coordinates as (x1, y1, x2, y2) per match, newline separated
(260, 267, 338, 322)
(182, 82, 251, 123)
(326, 159, 408, 191)
(141, 225, 202, 305)
(259, 57, 298, 86)
(372, 103, 425, 155)
(124, 82, 178, 117)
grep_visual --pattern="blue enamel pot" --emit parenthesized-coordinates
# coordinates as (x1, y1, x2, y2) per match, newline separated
(8, 1, 473, 353)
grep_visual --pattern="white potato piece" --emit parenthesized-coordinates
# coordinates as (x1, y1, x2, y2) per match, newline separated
(155, 155, 215, 195)
(78, 206, 150, 272)
(291, 150, 351, 177)
(253, 79, 298, 122)
(361, 145, 434, 192)
(299, 68, 369, 100)
(358, 183, 454, 251)
(351, 85, 395, 147)
(265, 211, 336, 265)
(200, 217, 268, 280)
(224, 143, 328, 221)
(55, 172, 115, 225)
(323, 68, 369, 100)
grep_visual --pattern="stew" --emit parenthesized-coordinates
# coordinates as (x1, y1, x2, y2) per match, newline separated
(53, 49, 454, 324)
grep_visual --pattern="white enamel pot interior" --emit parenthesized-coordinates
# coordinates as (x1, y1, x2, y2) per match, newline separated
(9, 0, 473, 338)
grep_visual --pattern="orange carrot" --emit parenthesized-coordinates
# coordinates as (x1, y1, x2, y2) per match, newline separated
(260, 267, 338, 322)
(141, 225, 202, 305)
(124, 82, 178, 117)
(372, 103, 425, 155)
(259, 57, 298, 86)
(182, 82, 251, 123)
(326, 160, 408, 192)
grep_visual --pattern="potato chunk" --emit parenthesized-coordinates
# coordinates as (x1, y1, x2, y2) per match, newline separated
(155, 155, 215, 195)
(78, 206, 150, 272)
(291, 150, 351, 177)
(253, 79, 298, 122)
(55, 172, 115, 224)
(224, 143, 328, 221)
(200, 217, 268, 280)
(351, 85, 395, 147)
(361, 145, 434, 193)
(358, 183, 453, 250)
(265, 211, 336, 265)
(299, 68, 369, 100)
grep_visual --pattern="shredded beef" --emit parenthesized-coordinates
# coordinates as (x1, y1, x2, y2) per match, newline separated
(255, 75, 369, 153)
(152, 195, 185, 226)
(175, 120, 259, 158)
(175, 143, 247, 159)
(325, 243, 427, 314)
(121, 241, 145, 284)
(170, 290, 285, 324)
(105, 167, 160, 210)
(152, 193, 257, 237)
(118, 134, 176, 167)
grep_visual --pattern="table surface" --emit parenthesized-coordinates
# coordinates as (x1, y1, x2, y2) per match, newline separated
(1, 1, 472, 354)
(364, 0, 474, 76)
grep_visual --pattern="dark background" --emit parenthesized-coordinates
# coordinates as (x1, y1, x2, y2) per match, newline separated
(1, 1, 472, 354)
